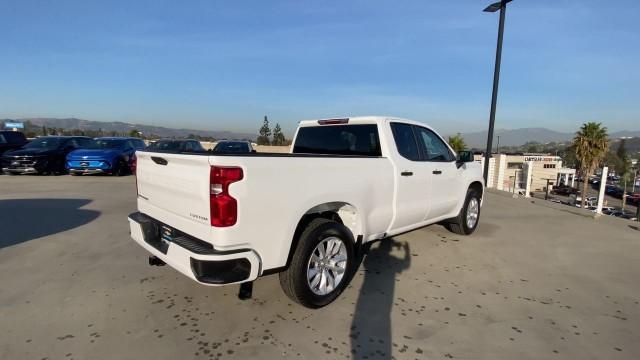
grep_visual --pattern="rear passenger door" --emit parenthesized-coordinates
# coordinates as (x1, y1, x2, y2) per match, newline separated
(388, 123, 432, 232)
(413, 126, 460, 219)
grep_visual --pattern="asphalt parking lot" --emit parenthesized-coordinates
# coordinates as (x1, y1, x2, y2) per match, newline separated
(1, 175, 639, 360)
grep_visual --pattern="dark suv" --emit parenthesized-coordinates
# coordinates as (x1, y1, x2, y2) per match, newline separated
(2, 136, 92, 175)
(146, 139, 205, 152)
(0, 131, 28, 156)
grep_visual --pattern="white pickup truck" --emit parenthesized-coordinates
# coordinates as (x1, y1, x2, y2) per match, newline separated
(129, 116, 484, 308)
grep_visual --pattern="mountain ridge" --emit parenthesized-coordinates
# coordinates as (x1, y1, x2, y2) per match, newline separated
(454, 127, 640, 148)
(2, 117, 257, 141)
(2, 118, 638, 147)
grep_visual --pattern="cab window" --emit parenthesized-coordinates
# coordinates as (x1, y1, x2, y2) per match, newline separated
(390, 123, 420, 161)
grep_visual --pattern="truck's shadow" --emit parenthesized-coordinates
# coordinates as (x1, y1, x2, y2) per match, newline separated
(350, 238, 411, 360)
(0, 198, 100, 249)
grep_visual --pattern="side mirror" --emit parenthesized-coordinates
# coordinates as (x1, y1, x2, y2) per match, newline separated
(456, 150, 473, 168)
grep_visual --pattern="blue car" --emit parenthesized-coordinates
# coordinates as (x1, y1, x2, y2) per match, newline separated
(66, 137, 146, 176)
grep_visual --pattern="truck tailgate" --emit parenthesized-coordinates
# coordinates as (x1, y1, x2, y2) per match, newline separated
(135, 151, 212, 240)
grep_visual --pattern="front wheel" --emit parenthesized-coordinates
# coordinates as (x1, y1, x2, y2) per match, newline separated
(279, 218, 355, 308)
(445, 188, 482, 235)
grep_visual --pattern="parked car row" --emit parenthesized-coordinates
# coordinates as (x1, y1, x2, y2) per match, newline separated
(1, 134, 254, 176)
(546, 191, 638, 221)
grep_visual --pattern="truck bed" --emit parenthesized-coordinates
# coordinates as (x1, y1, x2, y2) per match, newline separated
(135, 150, 394, 271)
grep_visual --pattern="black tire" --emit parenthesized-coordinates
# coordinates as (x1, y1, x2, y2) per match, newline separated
(445, 188, 482, 235)
(113, 160, 126, 176)
(279, 218, 355, 308)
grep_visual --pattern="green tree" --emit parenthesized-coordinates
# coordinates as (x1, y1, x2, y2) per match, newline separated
(573, 122, 609, 208)
(257, 116, 271, 145)
(616, 140, 633, 202)
(560, 144, 578, 169)
(616, 139, 631, 178)
(448, 133, 466, 153)
(523, 141, 543, 153)
(272, 123, 286, 146)
(42, 125, 48, 136)
(129, 129, 141, 138)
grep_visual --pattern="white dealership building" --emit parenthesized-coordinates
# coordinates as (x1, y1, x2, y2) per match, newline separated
(475, 153, 576, 194)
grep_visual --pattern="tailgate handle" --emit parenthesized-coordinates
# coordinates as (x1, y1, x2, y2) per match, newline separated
(151, 156, 168, 165)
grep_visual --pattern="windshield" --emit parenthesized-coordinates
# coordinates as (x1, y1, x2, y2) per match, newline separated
(147, 141, 182, 151)
(87, 139, 126, 149)
(0, 135, 6, 144)
(213, 142, 250, 153)
(23, 137, 63, 149)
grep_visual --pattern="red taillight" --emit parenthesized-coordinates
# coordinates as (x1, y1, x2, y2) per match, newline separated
(317, 118, 349, 125)
(132, 153, 138, 195)
(210, 166, 243, 227)
(131, 153, 137, 175)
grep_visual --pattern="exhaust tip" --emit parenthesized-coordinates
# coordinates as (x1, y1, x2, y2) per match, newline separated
(148, 256, 166, 266)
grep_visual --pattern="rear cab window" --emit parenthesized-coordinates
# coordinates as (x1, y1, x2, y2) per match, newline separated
(390, 123, 420, 161)
(293, 124, 381, 156)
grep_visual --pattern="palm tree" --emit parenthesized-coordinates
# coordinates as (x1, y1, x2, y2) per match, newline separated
(448, 133, 467, 153)
(573, 122, 609, 209)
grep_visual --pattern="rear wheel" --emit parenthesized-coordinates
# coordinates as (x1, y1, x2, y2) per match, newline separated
(279, 218, 354, 308)
(113, 160, 126, 176)
(445, 188, 482, 235)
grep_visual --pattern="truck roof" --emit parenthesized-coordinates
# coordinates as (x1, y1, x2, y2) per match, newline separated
(298, 116, 431, 129)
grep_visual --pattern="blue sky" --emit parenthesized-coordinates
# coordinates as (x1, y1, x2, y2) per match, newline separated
(1, 0, 638, 135)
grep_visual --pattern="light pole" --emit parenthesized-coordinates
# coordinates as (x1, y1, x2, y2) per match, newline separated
(496, 135, 501, 154)
(483, 0, 514, 185)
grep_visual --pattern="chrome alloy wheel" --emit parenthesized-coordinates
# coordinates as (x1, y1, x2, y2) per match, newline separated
(306, 236, 348, 296)
(466, 197, 479, 229)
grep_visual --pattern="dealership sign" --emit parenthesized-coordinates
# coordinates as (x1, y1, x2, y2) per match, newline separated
(524, 156, 560, 162)
(4, 122, 24, 129)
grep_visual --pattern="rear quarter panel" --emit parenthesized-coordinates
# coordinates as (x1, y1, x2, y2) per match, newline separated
(208, 155, 395, 271)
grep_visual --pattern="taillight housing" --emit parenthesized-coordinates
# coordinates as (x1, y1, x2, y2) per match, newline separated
(132, 153, 138, 195)
(131, 153, 137, 175)
(210, 166, 243, 227)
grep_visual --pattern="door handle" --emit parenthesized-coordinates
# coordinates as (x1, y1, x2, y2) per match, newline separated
(401, 171, 413, 177)
(151, 156, 168, 165)
(432, 170, 442, 175)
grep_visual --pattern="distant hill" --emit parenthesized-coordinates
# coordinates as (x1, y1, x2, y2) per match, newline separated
(455, 127, 640, 148)
(611, 137, 640, 155)
(2, 118, 256, 140)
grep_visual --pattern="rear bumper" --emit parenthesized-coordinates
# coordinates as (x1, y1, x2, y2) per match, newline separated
(128, 212, 261, 285)
(66, 159, 113, 174)
(2, 167, 38, 174)
(68, 168, 107, 174)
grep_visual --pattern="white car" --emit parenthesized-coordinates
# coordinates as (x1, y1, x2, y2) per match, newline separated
(128, 116, 484, 307)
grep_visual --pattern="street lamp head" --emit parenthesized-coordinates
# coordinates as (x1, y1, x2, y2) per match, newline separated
(484, 0, 512, 12)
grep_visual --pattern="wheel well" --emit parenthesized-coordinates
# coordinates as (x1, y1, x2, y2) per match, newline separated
(284, 202, 361, 269)
(469, 181, 483, 199)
